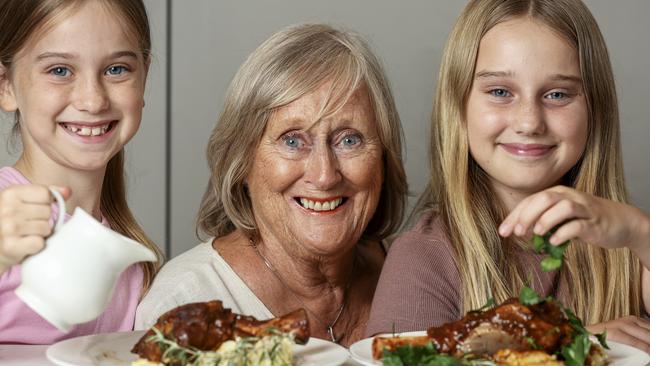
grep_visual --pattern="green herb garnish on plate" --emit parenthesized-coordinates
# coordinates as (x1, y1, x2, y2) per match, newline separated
(382, 343, 497, 366)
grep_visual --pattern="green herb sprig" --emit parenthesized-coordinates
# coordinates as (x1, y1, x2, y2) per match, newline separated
(382, 343, 497, 366)
(146, 327, 200, 366)
(143, 326, 295, 366)
(514, 286, 609, 366)
(532, 227, 569, 272)
(518, 286, 541, 305)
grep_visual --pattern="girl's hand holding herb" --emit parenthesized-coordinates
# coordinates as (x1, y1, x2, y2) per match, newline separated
(586, 316, 650, 354)
(499, 186, 650, 254)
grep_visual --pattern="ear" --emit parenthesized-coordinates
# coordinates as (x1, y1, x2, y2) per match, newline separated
(0, 64, 18, 112)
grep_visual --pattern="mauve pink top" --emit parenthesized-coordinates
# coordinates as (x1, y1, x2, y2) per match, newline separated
(0, 167, 143, 344)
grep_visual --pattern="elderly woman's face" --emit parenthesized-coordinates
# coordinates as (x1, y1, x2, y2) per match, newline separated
(246, 83, 384, 256)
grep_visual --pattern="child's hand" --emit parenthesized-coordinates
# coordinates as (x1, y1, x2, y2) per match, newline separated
(587, 316, 650, 354)
(0, 185, 71, 273)
(498, 185, 650, 253)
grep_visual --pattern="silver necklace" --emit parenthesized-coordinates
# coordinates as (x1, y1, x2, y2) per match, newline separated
(250, 239, 354, 344)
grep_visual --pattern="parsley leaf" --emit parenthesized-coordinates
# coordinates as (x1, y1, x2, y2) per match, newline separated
(382, 344, 497, 366)
(595, 330, 610, 350)
(541, 256, 563, 272)
(519, 286, 541, 305)
(564, 308, 588, 334)
(532, 229, 569, 272)
(562, 333, 591, 366)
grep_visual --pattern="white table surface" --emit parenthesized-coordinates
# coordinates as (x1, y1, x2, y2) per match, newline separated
(0, 343, 365, 366)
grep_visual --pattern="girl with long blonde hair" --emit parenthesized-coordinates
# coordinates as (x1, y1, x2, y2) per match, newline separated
(367, 0, 650, 351)
(0, 0, 161, 344)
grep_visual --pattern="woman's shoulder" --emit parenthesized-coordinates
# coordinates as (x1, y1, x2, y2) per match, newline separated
(135, 241, 228, 329)
(145, 242, 226, 293)
(159, 241, 216, 269)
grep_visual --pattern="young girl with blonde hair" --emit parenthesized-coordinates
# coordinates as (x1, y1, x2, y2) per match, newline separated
(367, 0, 650, 352)
(0, 0, 161, 343)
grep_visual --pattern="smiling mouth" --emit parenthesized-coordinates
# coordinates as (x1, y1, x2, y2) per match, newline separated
(294, 197, 348, 212)
(499, 143, 556, 157)
(60, 121, 117, 137)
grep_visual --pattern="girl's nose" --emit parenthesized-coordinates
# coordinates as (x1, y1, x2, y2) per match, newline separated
(513, 98, 546, 135)
(72, 76, 110, 113)
(304, 145, 342, 190)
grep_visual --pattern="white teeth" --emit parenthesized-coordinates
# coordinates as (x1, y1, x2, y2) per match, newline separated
(63, 122, 111, 137)
(299, 198, 343, 212)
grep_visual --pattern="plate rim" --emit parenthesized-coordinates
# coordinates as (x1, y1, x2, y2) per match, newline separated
(348, 331, 650, 366)
(46, 330, 350, 366)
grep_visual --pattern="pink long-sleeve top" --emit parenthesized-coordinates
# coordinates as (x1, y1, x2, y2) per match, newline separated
(0, 166, 143, 344)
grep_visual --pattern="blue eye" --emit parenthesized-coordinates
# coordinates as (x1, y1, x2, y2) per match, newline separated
(281, 134, 302, 149)
(341, 134, 361, 147)
(106, 66, 127, 75)
(50, 67, 70, 77)
(546, 91, 567, 99)
(490, 89, 510, 97)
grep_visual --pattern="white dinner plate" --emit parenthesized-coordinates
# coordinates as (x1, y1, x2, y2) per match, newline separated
(47, 330, 350, 366)
(349, 331, 650, 366)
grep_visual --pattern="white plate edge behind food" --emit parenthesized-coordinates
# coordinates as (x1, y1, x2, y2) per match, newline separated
(294, 337, 350, 366)
(46, 330, 144, 366)
(349, 331, 425, 366)
(349, 331, 650, 366)
(47, 330, 350, 366)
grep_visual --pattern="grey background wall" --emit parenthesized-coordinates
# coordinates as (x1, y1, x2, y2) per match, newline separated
(1, 1, 648, 259)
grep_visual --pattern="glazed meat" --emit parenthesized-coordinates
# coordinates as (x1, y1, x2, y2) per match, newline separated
(373, 298, 574, 359)
(132, 300, 309, 363)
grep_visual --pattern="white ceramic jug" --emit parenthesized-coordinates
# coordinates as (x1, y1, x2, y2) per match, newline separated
(15, 189, 156, 332)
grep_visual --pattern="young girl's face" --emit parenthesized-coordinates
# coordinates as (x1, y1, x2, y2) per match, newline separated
(0, 1, 147, 173)
(466, 17, 588, 209)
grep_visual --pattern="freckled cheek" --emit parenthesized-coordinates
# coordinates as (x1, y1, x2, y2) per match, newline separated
(550, 111, 588, 153)
(253, 156, 303, 194)
(467, 104, 506, 143)
(112, 88, 144, 110)
(340, 153, 384, 201)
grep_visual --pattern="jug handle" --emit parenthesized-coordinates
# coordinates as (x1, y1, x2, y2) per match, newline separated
(48, 188, 66, 232)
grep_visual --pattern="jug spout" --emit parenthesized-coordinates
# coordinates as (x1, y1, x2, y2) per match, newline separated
(110, 234, 157, 269)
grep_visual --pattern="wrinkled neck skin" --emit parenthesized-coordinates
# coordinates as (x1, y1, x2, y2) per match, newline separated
(14, 151, 105, 221)
(251, 225, 357, 303)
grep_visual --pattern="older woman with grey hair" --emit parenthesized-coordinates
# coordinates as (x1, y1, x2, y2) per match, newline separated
(135, 23, 407, 346)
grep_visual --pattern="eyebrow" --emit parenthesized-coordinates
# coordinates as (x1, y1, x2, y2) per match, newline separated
(548, 74, 582, 83)
(36, 51, 139, 61)
(475, 70, 514, 79)
(36, 52, 75, 61)
(475, 70, 582, 83)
